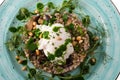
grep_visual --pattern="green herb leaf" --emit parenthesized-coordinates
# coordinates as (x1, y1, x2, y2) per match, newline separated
(28, 73, 32, 79)
(32, 29, 41, 38)
(77, 26, 83, 35)
(29, 68, 36, 76)
(47, 53, 55, 60)
(62, 14, 68, 22)
(6, 42, 15, 51)
(43, 20, 48, 25)
(16, 49, 26, 57)
(16, 8, 30, 20)
(59, 0, 75, 13)
(49, 15, 56, 24)
(9, 27, 17, 33)
(9, 26, 22, 33)
(68, 23, 74, 30)
(53, 26, 61, 32)
(69, 4, 75, 13)
(81, 65, 90, 75)
(55, 39, 71, 57)
(82, 15, 90, 27)
(47, 2, 55, 9)
(74, 44, 80, 52)
(6, 26, 26, 52)
(27, 43, 38, 51)
(42, 31, 50, 39)
(21, 60, 27, 65)
(55, 44, 66, 57)
(37, 3, 44, 12)
(26, 38, 38, 51)
(65, 39, 71, 44)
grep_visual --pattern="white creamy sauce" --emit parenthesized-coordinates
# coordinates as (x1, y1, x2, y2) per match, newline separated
(36, 23, 74, 62)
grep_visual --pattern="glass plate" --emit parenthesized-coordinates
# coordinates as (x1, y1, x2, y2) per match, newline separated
(0, 0, 120, 80)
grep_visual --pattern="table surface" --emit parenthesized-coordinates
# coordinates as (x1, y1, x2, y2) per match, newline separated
(0, 0, 120, 80)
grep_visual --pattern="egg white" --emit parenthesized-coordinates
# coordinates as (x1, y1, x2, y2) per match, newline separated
(36, 23, 74, 62)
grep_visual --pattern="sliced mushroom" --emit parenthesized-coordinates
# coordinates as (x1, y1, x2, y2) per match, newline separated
(25, 19, 34, 31)
(25, 15, 40, 31)
(32, 15, 40, 21)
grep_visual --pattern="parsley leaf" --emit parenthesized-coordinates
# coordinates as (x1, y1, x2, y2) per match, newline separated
(29, 68, 36, 76)
(16, 8, 30, 20)
(82, 15, 90, 27)
(58, 0, 75, 13)
(47, 2, 55, 9)
(62, 14, 68, 22)
(53, 26, 61, 32)
(55, 39, 71, 57)
(77, 26, 84, 35)
(68, 23, 74, 30)
(47, 53, 55, 60)
(37, 2, 44, 12)
(21, 60, 27, 65)
(42, 31, 50, 39)
(26, 38, 38, 51)
(9, 27, 17, 33)
(32, 29, 41, 38)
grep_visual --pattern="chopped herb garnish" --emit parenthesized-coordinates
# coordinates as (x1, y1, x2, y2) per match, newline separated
(68, 23, 74, 30)
(9, 26, 23, 33)
(29, 68, 36, 77)
(47, 2, 55, 9)
(9, 27, 17, 33)
(53, 26, 61, 32)
(43, 20, 48, 25)
(65, 38, 71, 44)
(49, 15, 56, 24)
(21, 60, 27, 65)
(55, 44, 66, 57)
(62, 14, 68, 22)
(37, 2, 44, 12)
(69, 4, 75, 13)
(77, 26, 84, 35)
(6, 35, 20, 50)
(16, 8, 30, 20)
(32, 29, 41, 38)
(47, 52, 55, 60)
(82, 15, 90, 27)
(58, 0, 75, 13)
(81, 65, 90, 75)
(74, 44, 80, 52)
(16, 49, 26, 57)
(26, 38, 38, 51)
(55, 39, 71, 57)
(42, 31, 50, 39)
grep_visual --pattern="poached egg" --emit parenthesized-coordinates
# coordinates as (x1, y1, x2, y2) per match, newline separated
(36, 23, 74, 64)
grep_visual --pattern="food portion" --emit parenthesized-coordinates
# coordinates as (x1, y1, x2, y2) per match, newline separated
(6, 0, 102, 80)
(37, 23, 74, 63)
(23, 11, 90, 74)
